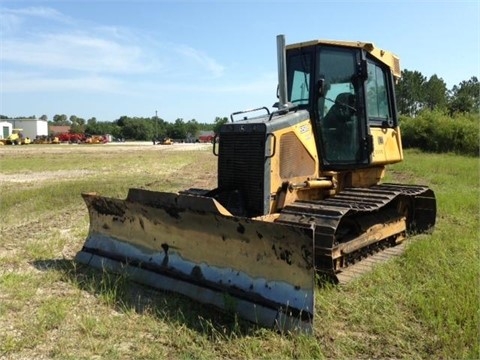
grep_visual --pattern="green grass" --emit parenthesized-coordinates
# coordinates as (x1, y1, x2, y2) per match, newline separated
(0, 145, 478, 359)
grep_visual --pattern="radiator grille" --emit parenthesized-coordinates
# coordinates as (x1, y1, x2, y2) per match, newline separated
(218, 132, 266, 216)
(280, 132, 315, 179)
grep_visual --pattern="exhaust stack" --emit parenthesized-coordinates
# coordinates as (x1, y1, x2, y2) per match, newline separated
(276, 34, 289, 111)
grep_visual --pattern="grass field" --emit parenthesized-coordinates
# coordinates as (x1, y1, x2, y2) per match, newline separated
(0, 143, 478, 359)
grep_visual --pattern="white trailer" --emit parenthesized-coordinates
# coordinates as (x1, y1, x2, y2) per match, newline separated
(6, 119, 49, 139)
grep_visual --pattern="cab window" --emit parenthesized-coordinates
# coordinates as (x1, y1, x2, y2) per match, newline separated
(286, 50, 312, 106)
(366, 61, 392, 124)
(291, 70, 310, 105)
(316, 46, 362, 164)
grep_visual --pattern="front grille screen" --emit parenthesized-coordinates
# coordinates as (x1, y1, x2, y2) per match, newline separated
(218, 132, 266, 216)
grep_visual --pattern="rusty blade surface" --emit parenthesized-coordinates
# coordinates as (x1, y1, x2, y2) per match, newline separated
(77, 188, 315, 332)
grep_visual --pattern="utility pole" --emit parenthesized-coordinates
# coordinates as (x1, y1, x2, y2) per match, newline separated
(155, 110, 158, 142)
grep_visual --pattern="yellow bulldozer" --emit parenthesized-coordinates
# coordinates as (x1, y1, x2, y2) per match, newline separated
(76, 35, 436, 332)
(161, 137, 173, 145)
(0, 129, 31, 145)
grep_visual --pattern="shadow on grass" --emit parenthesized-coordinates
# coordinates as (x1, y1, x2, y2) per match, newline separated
(32, 258, 262, 338)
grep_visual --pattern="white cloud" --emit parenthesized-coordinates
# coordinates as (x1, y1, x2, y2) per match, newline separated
(1, 6, 154, 74)
(127, 71, 277, 98)
(0, 12, 22, 33)
(3, 6, 68, 21)
(0, 6, 72, 32)
(0, 6, 229, 95)
(175, 45, 225, 78)
(2, 31, 154, 74)
(1, 6, 65, 19)
(2, 71, 127, 94)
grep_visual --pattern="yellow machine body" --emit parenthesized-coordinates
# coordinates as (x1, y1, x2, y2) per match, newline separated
(2, 129, 31, 145)
(76, 35, 436, 332)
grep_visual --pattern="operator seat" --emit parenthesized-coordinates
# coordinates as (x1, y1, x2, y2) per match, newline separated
(321, 92, 357, 161)
(323, 92, 356, 128)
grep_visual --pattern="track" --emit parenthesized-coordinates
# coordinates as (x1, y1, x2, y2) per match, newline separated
(276, 183, 436, 284)
(335, 241, 408, 284)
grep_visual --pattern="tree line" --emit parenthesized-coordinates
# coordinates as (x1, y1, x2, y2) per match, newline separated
(395, 72, 479, 156)
(395, 72, 479, 117)
(48, 114, 230, 141)
(0, 114, 229, 141)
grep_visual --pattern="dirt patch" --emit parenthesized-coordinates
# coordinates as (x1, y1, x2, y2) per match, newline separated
(0, 143, 211, 183)
(0, 142, 210, 157)
(0, 170, 96, 183)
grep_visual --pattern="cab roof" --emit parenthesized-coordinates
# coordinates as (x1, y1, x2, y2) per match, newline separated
(286, 39, 401, 78)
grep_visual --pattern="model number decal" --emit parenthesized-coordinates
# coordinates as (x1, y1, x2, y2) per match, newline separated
(299, 125, 309, 134)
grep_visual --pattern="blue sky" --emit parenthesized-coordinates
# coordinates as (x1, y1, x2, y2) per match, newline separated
(1, 1, 479, 123)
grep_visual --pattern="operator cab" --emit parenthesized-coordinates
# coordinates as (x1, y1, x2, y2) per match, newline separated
(285, 40, 399, 170)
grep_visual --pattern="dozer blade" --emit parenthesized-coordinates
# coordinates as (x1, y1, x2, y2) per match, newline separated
(76, 188, 315, 332)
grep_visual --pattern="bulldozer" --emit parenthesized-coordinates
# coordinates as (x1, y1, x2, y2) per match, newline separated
(1, 129, 31, 145)
(76, 35, 436, 332)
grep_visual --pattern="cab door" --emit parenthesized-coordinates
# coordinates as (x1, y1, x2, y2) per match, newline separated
(315, 46, 372, 169)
